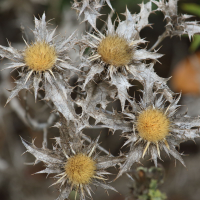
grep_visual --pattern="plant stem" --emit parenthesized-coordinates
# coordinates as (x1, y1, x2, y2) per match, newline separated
(148, 30, 169, 52)
(81, 133, 113, 156)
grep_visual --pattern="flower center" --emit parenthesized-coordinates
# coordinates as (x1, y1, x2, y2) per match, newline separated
(65, 154, 96, 185)
(24, 41, 57, 72)
(136, 108, 170, 142)
(97, 35, 133, 67)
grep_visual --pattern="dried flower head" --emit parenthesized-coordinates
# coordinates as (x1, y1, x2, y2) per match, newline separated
(0, 13, 78, 104)
(117, 76, 200, 178)
(78, 4, 170, 111)
(20, 120, 121, 200)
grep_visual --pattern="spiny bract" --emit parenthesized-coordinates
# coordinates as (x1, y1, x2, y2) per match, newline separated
(152, 0, 200, 39)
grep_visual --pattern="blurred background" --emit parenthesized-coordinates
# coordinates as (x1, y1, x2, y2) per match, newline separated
(1, 0, 200, 200)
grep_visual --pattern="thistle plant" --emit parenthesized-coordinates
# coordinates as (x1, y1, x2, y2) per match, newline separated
(0, 0, 200, 200)
(20, 118, 120, 199)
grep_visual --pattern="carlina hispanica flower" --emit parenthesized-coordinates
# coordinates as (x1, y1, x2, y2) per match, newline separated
(80, 11, 162, 76)
(134, 106, 172, 159)
(78, 3, 167, 111)
(0, 13, 78, 103)
(79, 3, 162, 77)
(20, 131, 119, 200)
(116, 75, 200, 178)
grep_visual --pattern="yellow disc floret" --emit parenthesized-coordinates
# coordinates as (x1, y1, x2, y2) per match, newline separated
(24, 41, 57, 72)
(65, 154, 96, 185)
(136, 108, 170, 142)
(97, 35, 133, 67)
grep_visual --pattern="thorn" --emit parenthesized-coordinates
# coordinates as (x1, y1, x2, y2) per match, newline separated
(22, 36, 29, 47)
(134, 138, 142, 146)
(48, 69, 56, 80)
(24, 70, 33, 84)
(164, 104, 171, 114)
(75, 190, 78, 200)
(142, 141, 150, 158)
(49, 173, 67, 187)
(156, 142, 161, 158)
(164, 138, 170, 150)
(86, 32, 101, 41)
(88, 53, 101, 61)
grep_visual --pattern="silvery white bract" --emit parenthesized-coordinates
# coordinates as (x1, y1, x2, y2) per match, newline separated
(76, 81, 133, 132)
(72, 0, 113, 29)
(152, 0, 200, 39)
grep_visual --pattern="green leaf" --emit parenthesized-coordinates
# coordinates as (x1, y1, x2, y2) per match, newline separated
(149, 180, 167, 200)
(190, 35, 200, 52)
(149, 189, 167, 200)
(149, 179, 158, 190)
(138, 194, 149, 200)
(181, 3, 200, 17)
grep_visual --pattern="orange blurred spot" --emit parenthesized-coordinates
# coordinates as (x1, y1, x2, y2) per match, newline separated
(172, 52, 200, 95)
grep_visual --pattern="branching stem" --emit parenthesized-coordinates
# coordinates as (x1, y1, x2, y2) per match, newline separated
(0, 70, 58, 130)
(80, 133, 113, 156)
(148, 30, 169, 52)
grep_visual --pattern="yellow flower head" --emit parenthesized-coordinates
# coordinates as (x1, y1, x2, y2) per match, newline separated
(24, 41, 57, 72)
(136, 108, 170, 142)
(97, 35, 133, 67)
(65, 153, 96, 185)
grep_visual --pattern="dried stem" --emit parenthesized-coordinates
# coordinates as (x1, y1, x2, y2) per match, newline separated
(2, 89, 29, 127)
(83, 125, 108, 129)
(148, 30, 169, 52)
(0, 70, 58, 131)
(42, 128, 48, 149)
(24, 91, 58, 131)
(80, 133, 113, 156)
